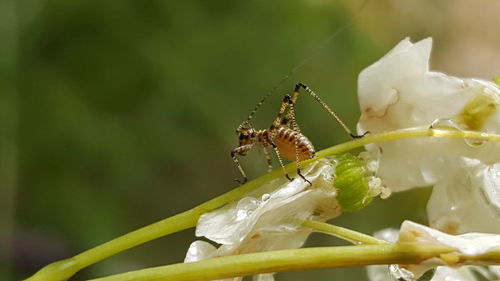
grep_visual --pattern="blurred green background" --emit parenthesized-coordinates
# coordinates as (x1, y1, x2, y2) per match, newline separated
(1, 0, 499, 280)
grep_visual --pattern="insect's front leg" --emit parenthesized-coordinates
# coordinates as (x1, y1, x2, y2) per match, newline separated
(231, 144, 253, 184)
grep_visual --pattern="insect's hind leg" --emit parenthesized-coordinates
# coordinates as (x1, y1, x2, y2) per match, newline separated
(272, 94, 293, 129)
(294, 140, 312, 186)
(294, 83, 368, 138)
(262, 146, 273, 173)
(281, 94, 302, 133)
(269, 140, 294, 182)
(273, 92, 311, 184)
(285, 99, 312, 185)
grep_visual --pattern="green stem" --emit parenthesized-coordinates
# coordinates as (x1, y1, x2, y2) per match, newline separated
(25, 169, 286, 281)
(303, 220, 389, 245)
(315, 126, 500, 160)
(27, 127, 500, 281)
(88, 244, 458, 281)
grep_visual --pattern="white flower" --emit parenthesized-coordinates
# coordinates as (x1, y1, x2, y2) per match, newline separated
(427, 157, 500, 234)
(356, 37, 500, 234)
(184, 152, 384, 280)
(185, 159, 340, 281)
(367, 222, 500, 281)
(357, 37, 500, 192)
(399, 220, 500, 256)
(398, 221, 500, 280)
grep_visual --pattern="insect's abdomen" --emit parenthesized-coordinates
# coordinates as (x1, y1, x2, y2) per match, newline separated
(274, 127, 315, 161)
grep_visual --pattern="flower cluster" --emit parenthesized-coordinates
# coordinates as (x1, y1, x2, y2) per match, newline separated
(357, 37, 500, 234)
(185, 38, 500, 281)
(186, 160, 338, 281)
(358, 38, 500, 280)
(368, 222, 500, 281)
(185, 155, 384, 281)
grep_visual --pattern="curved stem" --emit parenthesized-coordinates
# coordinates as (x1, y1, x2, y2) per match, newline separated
(88, 244, 459, 281)
(27, 127, 500, 281)
(314, 126, 500, 160)
(303, 220, 389, 245)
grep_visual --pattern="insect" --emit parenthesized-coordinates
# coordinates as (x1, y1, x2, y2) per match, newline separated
(231, 82, 364, 185)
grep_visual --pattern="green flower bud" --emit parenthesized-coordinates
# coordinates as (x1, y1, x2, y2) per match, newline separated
(334, 153, 374, 212)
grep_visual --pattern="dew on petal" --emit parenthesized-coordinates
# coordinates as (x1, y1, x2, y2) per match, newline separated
(389, 264, 415, 281)
(463, 138, 485, 147)
(234, 197, 260, 221)
(261, 193, 270, 202)
(429, 118, 461, 131)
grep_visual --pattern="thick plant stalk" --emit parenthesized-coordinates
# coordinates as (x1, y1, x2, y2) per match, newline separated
(27, 127, 500, 281)
(88, 244, 463, 281)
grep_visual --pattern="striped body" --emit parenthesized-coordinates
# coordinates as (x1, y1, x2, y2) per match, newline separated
(232, 83, 356, 184)
(270, 127, 315, 161)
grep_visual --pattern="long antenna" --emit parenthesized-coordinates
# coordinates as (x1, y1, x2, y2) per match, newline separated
(238, 0, 371, 131)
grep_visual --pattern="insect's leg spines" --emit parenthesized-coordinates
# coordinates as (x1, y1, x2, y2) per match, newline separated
(271, 94, 293, 129)
(285, 99, 301, 133)
(295, 83, 363, 138)
(281, 91, 311, 185)
(262, 146, 273, 173)
(294, 137, 312, 186)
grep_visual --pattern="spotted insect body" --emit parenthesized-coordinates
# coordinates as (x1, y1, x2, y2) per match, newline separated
(231, 83, 359, 185)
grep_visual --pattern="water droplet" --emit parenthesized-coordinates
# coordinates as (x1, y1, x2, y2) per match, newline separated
(235, 209, 247, 221)
(429, 118, 461, 130)
(430, 118, 485, 147)
(234, 197, 260, 221)
(463, 138, 485, 147)
(261, 193, 270, 201)
(389, 264, 415, 281)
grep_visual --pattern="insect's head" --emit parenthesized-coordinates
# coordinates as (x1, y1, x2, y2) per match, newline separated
(236, 122, 256, 146)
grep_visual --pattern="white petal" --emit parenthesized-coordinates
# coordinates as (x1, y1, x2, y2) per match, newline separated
(184, 240, 217, 263)
(431, 267, 477, 281)
(369, 222, 500, 280)
(358, 37, 432, 119)
(196, 160, 337, 245)
(366, 265, 392, 281)
(373, 228, 399, 243)
(253, 274, 274, 281)
(186, 159, 342, 281)
(367, 265, 479, 281)
(427, 157, 500, 234)
(357, 38, 500, 192)
(184, 241, 243, 281)
(399, 221, 500, 256)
